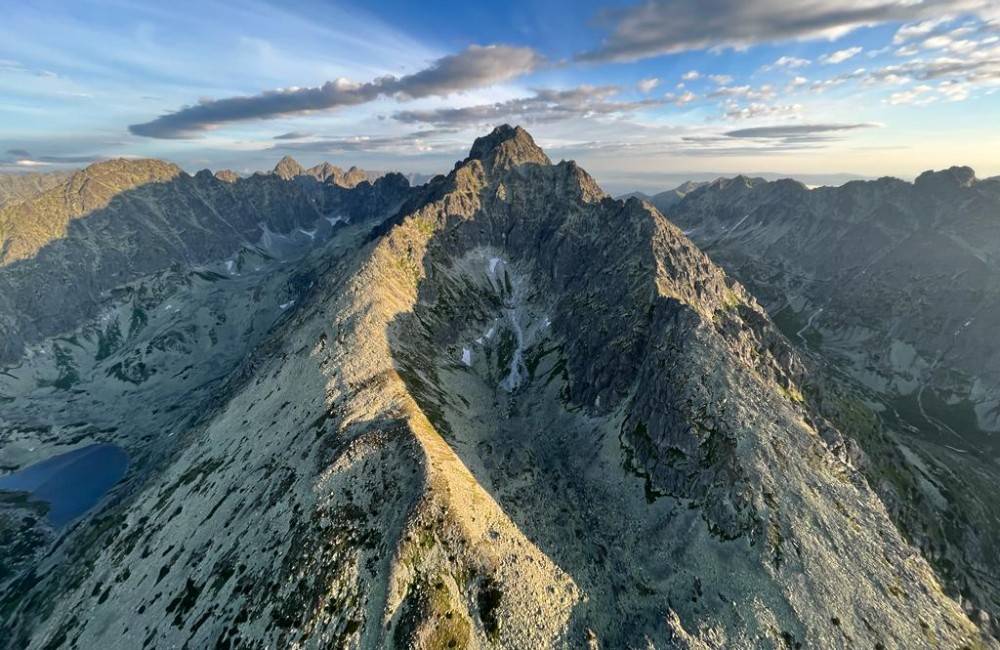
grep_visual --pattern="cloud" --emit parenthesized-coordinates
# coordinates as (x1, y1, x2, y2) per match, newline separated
(708, 74, 734, 85)
(665, 91, 698, 106)
(709, 84, 776, 101)
(535, 118, 881, 160)
(820, 47, 863, 64)
(130, 44, 544, 138)
(724, 123, 878, 139)
(887, 84, 937, 105)
(637, 77, 661, 93)
(577, 0, 996, 62)
(2, 148, 104, 166)
(273, 131, 313, 140)
(270, 130, 458, 155)
(722, 102, 803, 120)
(643, 122, 876, 156)
(773, 56, 811, 69)
(893, 17, 951, 43)
(918, 30, 981, 53)
(392, 85, 661, 126)
(682, 70, 701, 80)
(839, 42, 1000, 101)
(938, 79, 972, 100)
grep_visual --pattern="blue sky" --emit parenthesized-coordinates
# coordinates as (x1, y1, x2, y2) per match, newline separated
(2, 0, 999, 192)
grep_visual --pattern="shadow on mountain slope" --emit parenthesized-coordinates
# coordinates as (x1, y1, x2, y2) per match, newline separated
(0, 165, 414, 366)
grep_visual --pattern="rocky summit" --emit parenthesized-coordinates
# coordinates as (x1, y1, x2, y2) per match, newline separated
(0, 126, 997, 649)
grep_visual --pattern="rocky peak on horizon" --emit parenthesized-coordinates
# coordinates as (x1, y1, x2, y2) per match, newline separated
(213, 169, 239, 183)
(272, 154, 306, 180)
(466, 124, 552, 174)
(915, 165, 978, 192)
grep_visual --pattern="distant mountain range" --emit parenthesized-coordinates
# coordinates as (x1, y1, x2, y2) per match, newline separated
(651, 167, 1000, 633)
(606, 171, 873, 197)
(0, 128, 997, 649)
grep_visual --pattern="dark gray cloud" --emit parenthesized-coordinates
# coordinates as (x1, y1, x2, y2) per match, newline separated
(724, 123, 878, 139)
(392, 85, 661, 126)
(272, 131, 313, 140)
(578, 0, 992, 62)
(130, 45, 544, 139)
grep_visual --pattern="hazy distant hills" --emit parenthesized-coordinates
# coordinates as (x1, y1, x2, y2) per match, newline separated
(618, 180, 709, 213)
(606, 171, 871, 198)
(0, 129, 997, 649)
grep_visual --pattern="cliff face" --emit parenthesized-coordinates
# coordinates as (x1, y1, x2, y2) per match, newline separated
(0, 127, 994, 649)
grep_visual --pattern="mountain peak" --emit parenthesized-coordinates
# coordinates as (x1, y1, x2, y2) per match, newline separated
(76, 158, 183, 183)
(273, 155, 305, 180)
(915, 165, 977, 190)
(305, 161, 342, 182)
(214, 169, 239, 183)
(467, 124, 550, 173)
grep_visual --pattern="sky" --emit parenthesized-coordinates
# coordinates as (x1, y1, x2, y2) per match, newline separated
(1, 0, 999, 193)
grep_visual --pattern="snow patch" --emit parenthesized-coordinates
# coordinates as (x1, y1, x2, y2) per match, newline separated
(475, 321, 498, 345)
(279, 300, 294, 310)
(461, 347, 472, 367)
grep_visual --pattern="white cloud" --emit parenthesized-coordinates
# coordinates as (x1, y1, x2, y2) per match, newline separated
(887, 84, 936, 105)
(773, 56, 810, 69)
(893, 17, 951, 44)
(682, 70, 701, 80)
(637, 77, 661, 93)
(939, 80, 972, 100)
(709, 84, 776, 101)
(393, 85, 663, 126)
(880, 74, 913, 85)
(665, 90, 698, 106)
(709, 74, 734, 85)
(723, 101, 803, 120)
(821, 47, 863, 65)
(923, 34, 954, 48)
